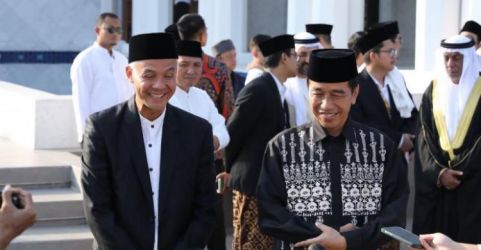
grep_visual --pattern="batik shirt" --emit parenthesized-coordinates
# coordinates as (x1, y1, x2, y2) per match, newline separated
(257, 118, 409, 249)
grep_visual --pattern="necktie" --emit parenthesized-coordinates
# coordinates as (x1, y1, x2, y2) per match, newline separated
(283, 100, 290, 129)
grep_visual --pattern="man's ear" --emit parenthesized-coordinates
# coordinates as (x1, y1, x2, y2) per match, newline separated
(125, 65, 134, 84)
(95, 26, 100, 36)
(351, 84, 360, 105)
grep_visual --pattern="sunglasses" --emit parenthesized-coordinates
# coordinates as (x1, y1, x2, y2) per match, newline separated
(103, 26, 123, 35)
(378, 48, 399, 58)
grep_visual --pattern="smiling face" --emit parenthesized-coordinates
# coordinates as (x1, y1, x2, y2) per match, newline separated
(309, 80, 358, 136)
(126, 59, 177, 120)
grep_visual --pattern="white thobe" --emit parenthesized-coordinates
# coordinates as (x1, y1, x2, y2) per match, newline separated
(71, 42, 133, 142)
(285, 76, 310, 126)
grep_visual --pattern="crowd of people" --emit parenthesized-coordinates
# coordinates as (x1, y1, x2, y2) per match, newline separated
(64, 9, 481, 250)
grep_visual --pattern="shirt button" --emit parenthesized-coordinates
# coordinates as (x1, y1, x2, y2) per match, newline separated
(148, 144, 152, 147)
(149, 168, 153, 171)
(151, 125, 154, 128)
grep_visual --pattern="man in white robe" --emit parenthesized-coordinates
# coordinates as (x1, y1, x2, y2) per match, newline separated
(284, 32, 321, 126)
(70, 13, 133, 142)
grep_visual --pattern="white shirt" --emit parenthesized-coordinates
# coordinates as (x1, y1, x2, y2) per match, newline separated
(169, 86, 230, 149)
(71, 42, 133, 141)
(245, 68, 264, 85)
(285, 76, 310, 126)
(368, 72, 391, 108)
(139, 110, 166, 250)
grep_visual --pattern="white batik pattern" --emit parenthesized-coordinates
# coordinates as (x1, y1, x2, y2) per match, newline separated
(282, 126, 332, 219)
(280, 125, 387, 225)
(341, 130, 385, 224)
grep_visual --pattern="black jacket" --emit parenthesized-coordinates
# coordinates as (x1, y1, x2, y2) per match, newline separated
(351, 69, 419, 144)
(81, 98, 219, 250)
(225, 72, 286, 196)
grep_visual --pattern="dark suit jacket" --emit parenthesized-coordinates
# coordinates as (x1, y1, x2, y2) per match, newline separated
(81, 98, 219, 250)
(225, 72, 286, 196)
(351, 69, 419, 144)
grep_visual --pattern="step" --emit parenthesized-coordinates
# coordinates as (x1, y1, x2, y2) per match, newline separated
(30, 188, 85, 228)
(9, 225, 93, 250)
(0, 166, 72, 189)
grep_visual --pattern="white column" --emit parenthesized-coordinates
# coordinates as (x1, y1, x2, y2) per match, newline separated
(461, 0, 481, 27)
(100, 0, 114, 13)
(415, 0, 460, 72)
(132, 0, 172, 35)
(287, 0, 310, 34)
(286, 0, 364, 48)
(199, 0, 247, 55)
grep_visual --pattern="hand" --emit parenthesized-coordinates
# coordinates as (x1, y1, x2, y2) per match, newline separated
(418, 233, 475, 250)
(339, 223, 359, 233)
(294, 223, 347, 250)
(213, 136, 220, 151)
(0, 185, 36, 249)
(215, 172, 230, 195)
(439, 169, 463, 190)
(399, 133, 415, 153)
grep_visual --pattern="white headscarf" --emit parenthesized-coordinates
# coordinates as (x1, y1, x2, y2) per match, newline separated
(293, 32, 322, 50)
(385, 67, 416, 118)
(435, 35, 480, 140)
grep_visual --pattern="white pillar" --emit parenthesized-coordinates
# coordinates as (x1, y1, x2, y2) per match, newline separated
(100, 0, 114, 13)
(132, 0, 172, 35)
(415, 0, 460, 71)
(199, 0, 247, 55)
(286, 0, 364, 48)
(461, 0, 481, 27)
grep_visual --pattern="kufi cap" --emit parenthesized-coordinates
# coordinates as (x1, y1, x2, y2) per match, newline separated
(306, 23, 333, 35)
(211, 39, 235, 56)
(129, 33, 177, 63)
(460, 20, 481, 42)
(308, 49, 358, 83)
(258, 34, 295, 57)
(358, 24, 393, 53)
(176, 40, 203, 58)
(367, 21, 399, 38)
(164, 24, 180, 41)
(441, 35, 475, 49)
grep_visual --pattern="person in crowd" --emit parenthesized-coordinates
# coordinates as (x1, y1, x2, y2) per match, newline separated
(306, 23, 333, 49)
(285, 31, 321, 126)
(351, 21, 418, 155)
(169, 40, 230, 250)
(245, 34, 271, 85)
(212, 39, 246, 100)
(81, 33, 218, 249)
(257, 49, 409, 250)
(71, 13, 133, 142)
(225, 34, 297, 249)
(413, 35, 481, 245)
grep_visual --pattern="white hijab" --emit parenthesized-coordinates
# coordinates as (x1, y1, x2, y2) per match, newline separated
(435, 35, 480, 140)
(385, 66, 416, 118)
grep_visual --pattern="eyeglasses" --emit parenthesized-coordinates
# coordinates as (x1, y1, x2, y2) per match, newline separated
(103, 26, 123, 35)
(378, 48, 399, 58)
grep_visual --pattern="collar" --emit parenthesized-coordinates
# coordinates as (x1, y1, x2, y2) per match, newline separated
(93, 42, 115, 58)
(269, 72, 286, 100)
(311, 117, 356, 142)
(139, 106, 167, 125)
(367, 71, 386, 89)
(175, 86, 190, 96)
